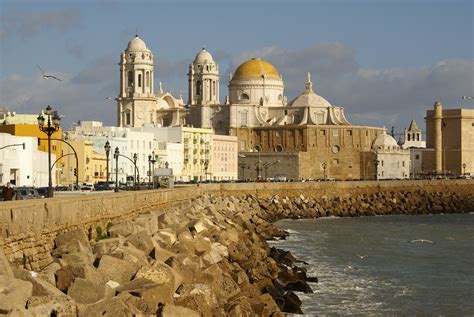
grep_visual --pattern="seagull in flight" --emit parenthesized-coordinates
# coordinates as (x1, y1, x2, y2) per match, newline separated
(356, 253, 368, 260)
(408, 239, 434, 244)
(36, 65, 62, 81)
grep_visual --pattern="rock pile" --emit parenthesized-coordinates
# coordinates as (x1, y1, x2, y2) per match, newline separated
(0, 194, 314, 316)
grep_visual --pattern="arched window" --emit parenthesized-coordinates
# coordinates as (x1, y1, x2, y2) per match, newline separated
(241, 93, 250, 100)
(146, 71, 149, 87)
(196, 81, 202, 96)
(127, 71, 133, 87)
(407, 134, 411, 141)
(416, 134, 420, 141)
(213, 81, 216, 96)
(278, 94, 283, 100)
(138, 74, 142, 87)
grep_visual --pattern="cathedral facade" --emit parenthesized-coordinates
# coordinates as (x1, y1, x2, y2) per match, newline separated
(116, 36, 393, 180)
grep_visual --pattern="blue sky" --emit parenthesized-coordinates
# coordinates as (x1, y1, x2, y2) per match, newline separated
(1, 0, 473, 133)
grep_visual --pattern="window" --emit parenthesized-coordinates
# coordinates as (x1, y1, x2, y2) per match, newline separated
(241, 93, 250, 100)
(240, 141, 246, 150)
(402, 161, 405, 167)
(240, 111, 248, 126)
(347, 130, 353, 136)
(196, 81, 201, 96)
(320, 130, 326, 136)
(126, 113, 131, 125)
(332, 129, 339, 137)
(146, 71, 149, 87)
(415, 154, 420, 160)
(138, 74, 142, 87)
(127, 71, 133, 87)
(333, 158, 339, 164)
(407, 134, 411, 141)
(381, 160, 384, 167)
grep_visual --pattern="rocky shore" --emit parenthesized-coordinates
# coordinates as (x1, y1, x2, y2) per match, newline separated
(1, 189, 472, 316)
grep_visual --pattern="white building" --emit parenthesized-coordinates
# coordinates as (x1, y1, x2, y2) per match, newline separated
(401, 119, 427, 178)
(373, 131, 410, 180)
(0, 133, 53, 187)
(156, 142, 183, 178)
(68, 121, 156, 184)
(211, 134, 238, 181)
(133, 126, 213, 182)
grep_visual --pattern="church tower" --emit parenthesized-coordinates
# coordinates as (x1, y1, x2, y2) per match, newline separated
(188, 48, 220, 106)
(117, 35, 156, 127)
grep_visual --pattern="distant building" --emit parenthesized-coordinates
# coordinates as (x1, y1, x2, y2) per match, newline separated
(372, 131, 410, 180)
(134, 126, 213, 182)
(424, 102, 474, 176)
(0, 112, 63, 185)
(68, 121, 156, 184)
(211, 134, 238, 181)
(0, 133, 52, 187)
(401, 119, 427, 178)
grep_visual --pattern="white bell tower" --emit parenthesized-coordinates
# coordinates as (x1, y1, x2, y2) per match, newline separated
(188, 48, 220, 106)
(117, 35, 155, 127)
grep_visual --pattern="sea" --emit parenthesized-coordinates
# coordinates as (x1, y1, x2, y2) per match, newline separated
(269, 213, 474, 316)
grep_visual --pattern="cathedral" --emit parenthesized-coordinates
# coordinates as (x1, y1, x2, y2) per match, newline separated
(116, 35, 397, 180)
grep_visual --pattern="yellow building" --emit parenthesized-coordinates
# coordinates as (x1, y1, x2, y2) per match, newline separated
(60, 140, 107, 186)
(0, 112, 63, 184)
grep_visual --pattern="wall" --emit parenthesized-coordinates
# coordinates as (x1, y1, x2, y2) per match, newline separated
(0, 180, 472, 270)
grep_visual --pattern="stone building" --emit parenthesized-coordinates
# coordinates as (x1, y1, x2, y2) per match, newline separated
(423, 101, 474, 176)
(114, 38, 389, 180)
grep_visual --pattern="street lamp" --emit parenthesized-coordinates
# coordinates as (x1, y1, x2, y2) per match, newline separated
(462, 163, 466, 175)
(37, 105, 61, 198)
(322, 162, 327, 180)
(148, 151, 156, 189)
(133, 153, 138, 189)
(263, 160, 280, 179)
(114, 147, 119, 192)
(373, 159, 380, 180)
(104, 141, 111, 190)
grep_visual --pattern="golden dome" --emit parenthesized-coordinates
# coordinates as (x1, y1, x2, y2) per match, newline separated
(233, 58, 280, 80)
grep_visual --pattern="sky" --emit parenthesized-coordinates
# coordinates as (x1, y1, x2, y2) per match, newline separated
(0, 0, 473, 135)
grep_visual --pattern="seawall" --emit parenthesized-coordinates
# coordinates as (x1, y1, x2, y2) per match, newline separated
(1, 180, 473, 269)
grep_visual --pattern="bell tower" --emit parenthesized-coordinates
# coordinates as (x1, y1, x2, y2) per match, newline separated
(117, 35, 155, 127)
(188, 48, 219, 106)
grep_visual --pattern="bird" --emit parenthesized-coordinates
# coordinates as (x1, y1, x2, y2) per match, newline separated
(105, 97, 114, 100)
(356, 253, 368, 259)
(408, 239, 434, 244)
(36, 65, 62, 81)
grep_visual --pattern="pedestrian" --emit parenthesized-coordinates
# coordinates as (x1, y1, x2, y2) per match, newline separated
(2, 182, 15, 201)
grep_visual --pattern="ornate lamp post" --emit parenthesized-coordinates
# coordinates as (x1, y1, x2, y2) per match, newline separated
(148, 154, 152, 189)
(322, 162, 327, 180)
(114, 147, 119, 192)
(133, 153, 138, 189)
(37, 105, 61, 198)
(462, 163, 466, 175)
(148, 151, 156, 189)
(104, 141, 111, 190)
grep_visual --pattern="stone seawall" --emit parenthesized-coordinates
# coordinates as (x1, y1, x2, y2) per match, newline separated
(1, 180, 473, 269)
(0, 187, 203, 270)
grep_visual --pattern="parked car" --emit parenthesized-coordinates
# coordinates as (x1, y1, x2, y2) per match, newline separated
(15, 187, 41, 200)
(36, 187, 49, 198)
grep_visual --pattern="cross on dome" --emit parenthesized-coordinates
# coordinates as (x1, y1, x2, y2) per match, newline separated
(304, 72, 314, 94)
